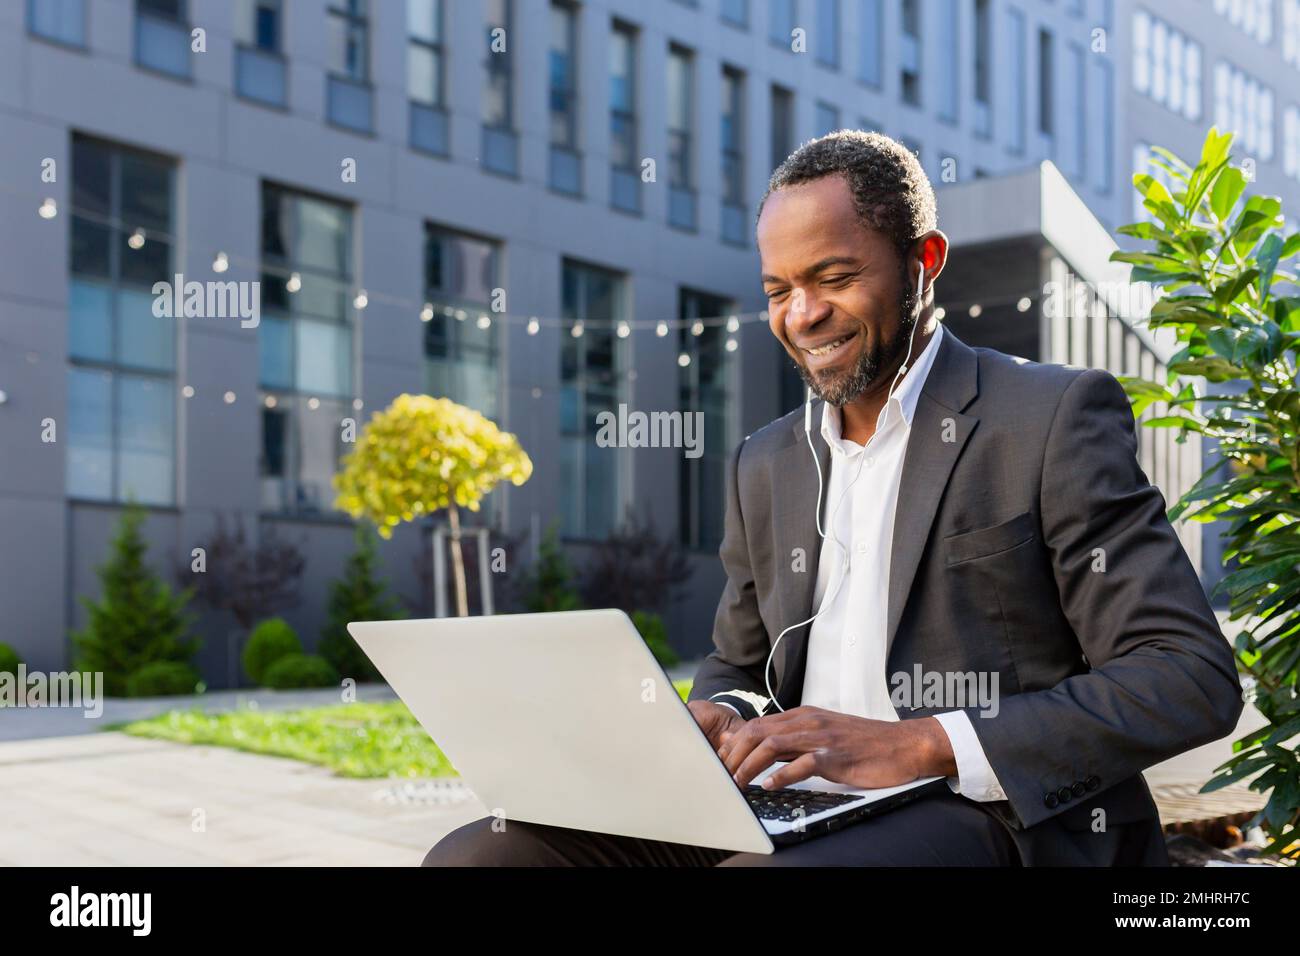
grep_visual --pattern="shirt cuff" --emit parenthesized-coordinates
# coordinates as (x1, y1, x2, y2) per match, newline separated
(932, 710, 1007, 802)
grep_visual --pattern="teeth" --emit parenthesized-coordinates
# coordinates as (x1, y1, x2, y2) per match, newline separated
(807, 335, 851, 356)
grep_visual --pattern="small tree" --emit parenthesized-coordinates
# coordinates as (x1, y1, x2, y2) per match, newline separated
(320, 524, 405, 681)
(333, 394, 533, 617)
(519, 523, 583, 613)
(1114, 127, 1300, 860)
(579, 509, 692, 615)
(72, 505, 196, 697)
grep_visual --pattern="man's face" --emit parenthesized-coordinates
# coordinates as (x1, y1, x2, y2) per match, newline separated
(758, 175, 915, 407)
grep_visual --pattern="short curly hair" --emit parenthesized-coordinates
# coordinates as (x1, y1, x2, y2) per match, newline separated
(759, 130, 937, 256)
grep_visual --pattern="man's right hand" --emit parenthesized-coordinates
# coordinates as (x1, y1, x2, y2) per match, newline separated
(687, 700, 746, 752)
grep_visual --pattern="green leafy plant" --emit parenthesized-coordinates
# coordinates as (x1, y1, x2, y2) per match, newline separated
(72, 504, 197, 697)
(631, 611, 679, 668)
(126, 661, 202, 698)
(1113, 127, 1300, 860)
(519, 523, 583, 613)
(263, 654, 339, 690)
(242, 617, 302, 686)
(320, 524, 405, 682)
(0, 643, 21, 677)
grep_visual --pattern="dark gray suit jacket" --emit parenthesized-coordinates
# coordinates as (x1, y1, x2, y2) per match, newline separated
(689, 328, 1244, 866)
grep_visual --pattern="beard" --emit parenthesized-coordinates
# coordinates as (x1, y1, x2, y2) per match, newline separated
(795, 277, 919, 408)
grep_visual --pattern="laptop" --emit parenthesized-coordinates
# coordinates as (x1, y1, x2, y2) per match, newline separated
(349, 609, 947, 855)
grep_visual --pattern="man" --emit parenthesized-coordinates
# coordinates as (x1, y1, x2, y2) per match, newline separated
(426, 130, 1243, 866)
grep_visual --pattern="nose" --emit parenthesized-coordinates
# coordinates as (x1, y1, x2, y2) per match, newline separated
(784, 286, 832, 341)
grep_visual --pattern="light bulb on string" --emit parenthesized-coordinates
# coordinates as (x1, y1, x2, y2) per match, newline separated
(726, 315, 740, 333)
(127, 228, 146, 250)
(212, 251, 229, 273)
(571, 321, 585, 338)
(691, 320, 704, 336)
(617, 321, 630, 339)
(286, 272, 302, 293)
(678, 353, 691, 367)
(477, 314, 492, 329)
(38, 198, 57, 219)
(656, 322, 669, 337)
(526, 317, 540, 335)
(353, 289, 368, 310)
(420, 302, 434, 322)
(726, 338, 739, 352)
(968, 304, 982, 318)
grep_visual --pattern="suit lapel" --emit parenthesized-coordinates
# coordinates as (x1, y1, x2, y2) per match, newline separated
(886, 330, 980, 653)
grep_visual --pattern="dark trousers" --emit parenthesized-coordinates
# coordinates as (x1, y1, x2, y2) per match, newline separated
(424, 790, 1021, 866)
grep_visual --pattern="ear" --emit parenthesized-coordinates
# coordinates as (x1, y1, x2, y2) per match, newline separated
(915, 230, 950, 291)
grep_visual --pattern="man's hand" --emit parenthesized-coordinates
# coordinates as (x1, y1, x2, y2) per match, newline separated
(687, 700, 746, 751)
(717, 706, 957, 790)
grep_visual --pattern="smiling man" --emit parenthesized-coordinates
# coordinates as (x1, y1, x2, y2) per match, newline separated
(425, 130, 1243, 867)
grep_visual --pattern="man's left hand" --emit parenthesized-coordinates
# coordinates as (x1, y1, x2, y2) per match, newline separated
(717, 706, 958, 790)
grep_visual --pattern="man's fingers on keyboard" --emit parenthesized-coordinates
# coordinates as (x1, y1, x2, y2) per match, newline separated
(761, 753, 819, 790)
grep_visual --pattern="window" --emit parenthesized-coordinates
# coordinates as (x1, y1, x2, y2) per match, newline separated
(973, 0, 992, 136)
(236, 0, 286, 107)
(937, 0, 958, 122)
(815, 100, 840, 136)
(1285, 1, 1300, 68)
(28, 0, 85, 47)
(668, 45, 696, 229)
(560, 261, 627, 539)
(722, 0, 749, 27)
(859, 0, 882, 86)
(772, 85, 795, 170)
(409, 0, 449, 154)
(259, 185, 355, 514)
(1131, 141, 1176, 224)
(610, 21, 640, 213)
(482, 0, 518, 175)
(1213, 0, 1273, 45)
(721, 66, 746, 244)
(1038, 29, 1054, 138)
(679, 290, 736, 551)
(1214, 62, 1274, 160)
(1132, 10, 1201, 122)
(1093, 58, 1113, 193)
(424, 226, 501, 424)
(67, 136, 177, 505)
(548, 2, 580, 192)
(900, 0, 921, 106)
(816, 0, 840, 68)
(1066, 42, 1085, 179)
(1007, 6, 1026, 153)
(769, 0, 795, 47)
(1285, 105, 1300, 181)
(136, 0, 191, 78)
(327, 0, 373, 132)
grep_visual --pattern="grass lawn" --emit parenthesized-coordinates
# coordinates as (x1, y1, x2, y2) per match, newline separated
(119, 679, 694, 779)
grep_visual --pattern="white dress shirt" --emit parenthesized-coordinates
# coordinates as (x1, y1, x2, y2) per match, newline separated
(793, 323, 1005, 803)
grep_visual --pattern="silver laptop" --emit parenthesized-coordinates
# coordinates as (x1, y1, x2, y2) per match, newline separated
(349, 609, 946, 855)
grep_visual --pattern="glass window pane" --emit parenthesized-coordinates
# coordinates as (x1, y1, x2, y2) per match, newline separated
(118, 233, 171, 287)
(117, 286, 174, 371)
(408, 0, 439, 42)
(70, 216, 111, 278)
(67, 367, 113, 500)
(117, 373, 174, 505)
(408, 44, 439, 104)
(119, 152, 172, 234)
(296, 396, 345, 511)
(294, 198, 351, 275)
(295, 319, 351, 396)
(69, 280, 113, 363)
(260, 314, 294, 389)
(72, 138, 111, 217)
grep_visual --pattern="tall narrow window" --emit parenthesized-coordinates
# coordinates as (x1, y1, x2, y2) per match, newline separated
(900, 0, 922, 106)
(721, 66, 746, 244)
(28, 0, 86, 47)
(1066, 41, 1085, 179)
(679, 290, 736, 551)
(136, 0, 191, 78)
(815, 100, 840, 136)
(722, 0, 749, 27)
(409, 0, 449, 154)
(937, 0, 958, 121)
(771, 84, 794, 169)
(668, 45, 697, 230)
(482, 0, 518, 175)
(327, 0, 373, 132)
(560, 261, 627, 540)
(549, 1, 581, 193)
(610, 21, 640, 213)
(816, 0, 840, 68)
(1038, 28, 1054, 141)
(68, 136, 177, 505)
(769, 0, 795, 47)
(973, 0, 992, 136)
(236, 0, 286, 107)
(424, 226, 502, 424)
(859, 0, 882, 86)
(1007, 6, 1026, 154)
(259, 185, 355, 514)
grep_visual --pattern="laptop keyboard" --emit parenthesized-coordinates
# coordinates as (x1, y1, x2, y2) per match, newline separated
(743, 785, 860, 822)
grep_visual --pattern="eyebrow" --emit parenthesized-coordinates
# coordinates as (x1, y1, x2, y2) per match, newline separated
(761, 256, 861, 285)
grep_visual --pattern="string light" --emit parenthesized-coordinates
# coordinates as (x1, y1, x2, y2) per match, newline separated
(526, 317, 540, 335)
(127, 228, 146, 250)
(571, 321, 585, 338)
(223, 391, 237, 404)
(678, 353, 691, 367)
(616, 321, 630, 338)
(476, 314, 491, 329)
(691, 320, 705, 336)
(308, 397, 321, 410)
(726, 315, 740, 333)
(353, 289, 368, 309)
(420, 302, 434, 322)
(264, 395, 277, 408)
(934, 306, 946, 320)
(656, 322, 669, 337)
(286, 272, 302, 293)
(352, 398, 364, 410)
(212, 251, 229, 273)
(182, 385, 195, 398)
(454, 309, 467, 321)
(38, 198, 57, 219)
(726, 338, 739, 352)
(1017, 297, 1032, 312)
(968, 304, 982, 318)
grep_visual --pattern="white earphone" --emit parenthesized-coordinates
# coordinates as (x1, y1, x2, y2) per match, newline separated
(762, 260, 928, 712)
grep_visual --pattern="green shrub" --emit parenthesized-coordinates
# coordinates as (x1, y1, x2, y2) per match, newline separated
(0, 643, 21, 677)
(631, 610, 678, 668)
(319, 524, 404, 682)
(125, 661, 201, 698)
(71, 504, 197, 696)
(520, 524, 583, 613)
(243, 617, 302, 686)
(263, 654, 339, 690)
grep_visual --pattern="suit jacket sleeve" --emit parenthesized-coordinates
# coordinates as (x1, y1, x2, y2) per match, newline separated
(688, 438, 773, 711)
(960, 368, 1244, 829)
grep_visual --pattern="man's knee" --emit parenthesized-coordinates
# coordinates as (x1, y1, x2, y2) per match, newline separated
(423, 816, 528, 867)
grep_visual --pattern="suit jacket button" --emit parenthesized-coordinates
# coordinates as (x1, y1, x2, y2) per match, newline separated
(1085, 775, 1100, 791)
(1057, 786, 1073, 803)
(1071, 781, 1086, 798)
(1044, 792, 1059, 809)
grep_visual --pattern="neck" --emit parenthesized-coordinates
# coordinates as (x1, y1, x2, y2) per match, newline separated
(837, 318, 935, 445)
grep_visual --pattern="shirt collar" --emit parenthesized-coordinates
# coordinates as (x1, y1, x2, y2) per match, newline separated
(820, 322, 945, 451)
